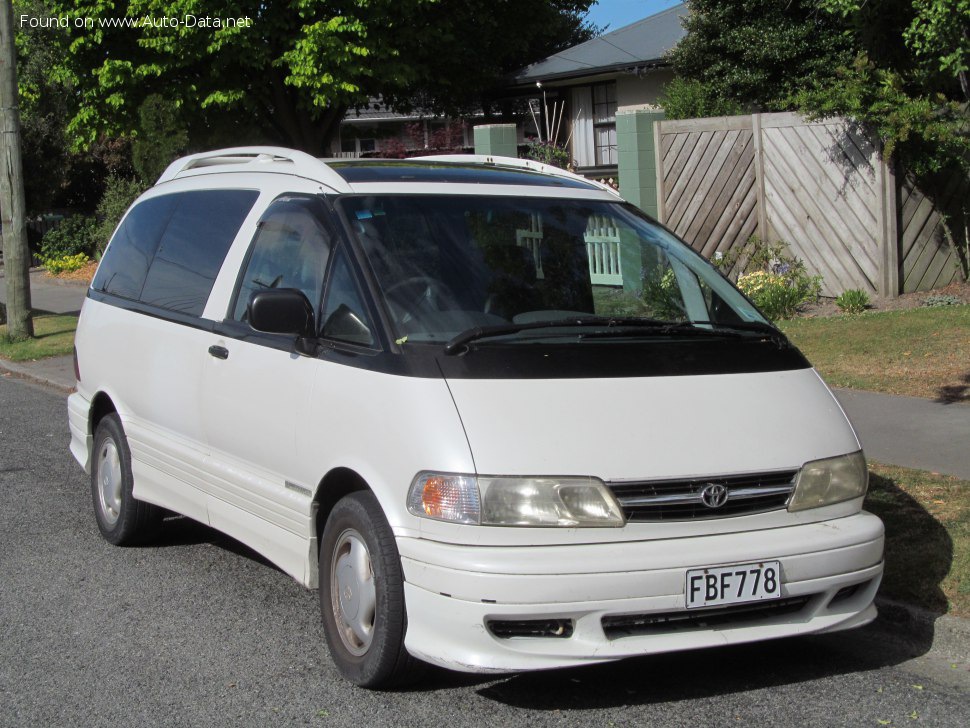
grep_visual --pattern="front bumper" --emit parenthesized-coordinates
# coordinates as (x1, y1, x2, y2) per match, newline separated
(398, 512, 884, 672)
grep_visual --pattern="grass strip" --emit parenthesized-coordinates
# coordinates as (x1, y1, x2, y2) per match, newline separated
(0, 314, 78, 361)
(779, 305, 970, 402)
(866, 462, 970, 617)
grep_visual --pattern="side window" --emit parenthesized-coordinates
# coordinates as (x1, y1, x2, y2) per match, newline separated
(231, 197, 333, 322)
(320, 248, 376, 347)
(92, 195, 179, 300)
(140, 190, 259, 315)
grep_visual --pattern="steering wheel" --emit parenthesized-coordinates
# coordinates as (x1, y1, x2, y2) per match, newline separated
(384, 276, 448, 323)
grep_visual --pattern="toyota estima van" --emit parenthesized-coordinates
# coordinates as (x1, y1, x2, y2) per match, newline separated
(69, 147, 884, 688)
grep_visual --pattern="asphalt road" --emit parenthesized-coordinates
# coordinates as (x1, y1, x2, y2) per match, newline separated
(2, 375, 969, 727)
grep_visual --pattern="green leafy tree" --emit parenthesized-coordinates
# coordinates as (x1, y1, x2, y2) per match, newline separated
(132, 94, 188, 183)
(662, 0, 853, 118)
(800, 1, 970, 174)
(659, 77, 744, 120)
(33, 0, 594, 154)
(800, 1, 970, 279)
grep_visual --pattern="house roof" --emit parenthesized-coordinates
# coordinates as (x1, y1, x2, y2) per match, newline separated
(512, 3, 687, 85)
(342, 98, 431, 124)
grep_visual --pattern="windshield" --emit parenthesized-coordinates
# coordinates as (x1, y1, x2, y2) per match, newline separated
(340, 195, 768, 345)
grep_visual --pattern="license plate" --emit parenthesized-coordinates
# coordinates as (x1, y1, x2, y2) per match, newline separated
(685, 561, 782, 609)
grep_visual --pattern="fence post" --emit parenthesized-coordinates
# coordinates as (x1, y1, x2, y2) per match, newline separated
(752, 113, 769, 241)
(877, 151, 900, 297)
(473, 124, 518, 158)
(617, 109, 665, 217)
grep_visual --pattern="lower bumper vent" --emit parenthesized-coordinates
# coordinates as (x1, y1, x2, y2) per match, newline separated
(487, 619, 574, 639)
(602, 596, 813, 640)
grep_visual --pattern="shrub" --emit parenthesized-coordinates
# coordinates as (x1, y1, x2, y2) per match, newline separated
(716, 237, 822, 320)
(39, 215, 98, 259)
(525, 140, 570, 169)
(95, 175, 143, 255)
(40, 252, 90, 275)
(737, 270, 820, 320)
(836, 288, 870, 314)
(641, 268, 686, 320)
(659, 77, 745, 121)
(921, 293, 962, 307)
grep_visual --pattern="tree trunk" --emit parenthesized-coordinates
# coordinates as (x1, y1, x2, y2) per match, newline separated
(264, 70, 345, 156)
(0, 0, 33, 339)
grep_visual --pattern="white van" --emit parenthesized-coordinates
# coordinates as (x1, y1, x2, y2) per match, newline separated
(69, 147, 883, 687)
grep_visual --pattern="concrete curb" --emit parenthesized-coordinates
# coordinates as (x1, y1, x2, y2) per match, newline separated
(0, 357, 75, 395)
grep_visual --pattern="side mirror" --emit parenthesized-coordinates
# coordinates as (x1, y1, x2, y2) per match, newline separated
(248, 289, 315, 338)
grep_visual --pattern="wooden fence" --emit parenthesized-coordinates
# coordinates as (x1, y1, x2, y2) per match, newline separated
(654, 112, 964, 296)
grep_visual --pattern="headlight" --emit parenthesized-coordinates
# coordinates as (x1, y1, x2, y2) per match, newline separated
(788, 451, 868, 512)
(407, 473, 624, 527)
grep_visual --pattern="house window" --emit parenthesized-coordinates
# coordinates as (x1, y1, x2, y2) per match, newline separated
(339, 136, 377, 156)
(592, 82, 617, 166)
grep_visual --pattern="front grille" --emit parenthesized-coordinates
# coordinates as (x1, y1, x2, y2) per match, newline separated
(607, 469, 798, 522)
(487, 619, 574, 639)
(602, 596, 812, 639)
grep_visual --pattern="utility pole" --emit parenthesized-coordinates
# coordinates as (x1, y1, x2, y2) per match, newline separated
(0, 0, 33, 339)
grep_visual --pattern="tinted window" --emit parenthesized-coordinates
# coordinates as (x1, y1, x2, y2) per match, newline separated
(92, 195, 178, 300)
(231, 197, 333, 322)
(140, 190, 259, 315)
(321, 248, 376, 347)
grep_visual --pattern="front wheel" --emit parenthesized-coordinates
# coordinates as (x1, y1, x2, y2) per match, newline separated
(319, 491, 424, 688)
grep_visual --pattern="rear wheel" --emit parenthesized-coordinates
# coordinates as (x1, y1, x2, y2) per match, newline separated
(319, 491, 424, 688)
(91, 414, 160, 545)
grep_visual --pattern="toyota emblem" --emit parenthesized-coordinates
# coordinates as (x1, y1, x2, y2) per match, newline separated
(700, 483, 729, 509)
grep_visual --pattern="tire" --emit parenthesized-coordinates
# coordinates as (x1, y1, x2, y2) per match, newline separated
(319, 491, 425, 688)
(91, 414, 160, 545)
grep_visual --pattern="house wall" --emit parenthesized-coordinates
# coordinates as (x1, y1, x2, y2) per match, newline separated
(616, 68, 674, 112)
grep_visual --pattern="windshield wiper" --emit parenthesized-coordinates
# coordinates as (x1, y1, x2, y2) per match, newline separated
(689, 320, 792, 349)
(443, 316, 669, 355)
(577, 320, 745, 341)
(443, 317, 790, 355)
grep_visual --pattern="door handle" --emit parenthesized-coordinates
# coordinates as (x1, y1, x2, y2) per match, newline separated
(208, 345, 229, 360)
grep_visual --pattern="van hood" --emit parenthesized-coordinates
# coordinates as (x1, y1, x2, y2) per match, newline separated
(444, 368, 859, 480)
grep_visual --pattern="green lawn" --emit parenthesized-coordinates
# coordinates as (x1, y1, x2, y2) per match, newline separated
(866, 462, 970, 617)
(0, 314, 78, 361)
(779, 305, 970, 402)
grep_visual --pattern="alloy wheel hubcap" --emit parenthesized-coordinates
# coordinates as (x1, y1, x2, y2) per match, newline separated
(331, 529, 376, 656)
(97, 440, 123, 526)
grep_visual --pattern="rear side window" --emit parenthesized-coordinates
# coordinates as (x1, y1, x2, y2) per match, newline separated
(140, 191, 259, 315)
(93, 189, 259, 316)
(92, 195, 179, 300)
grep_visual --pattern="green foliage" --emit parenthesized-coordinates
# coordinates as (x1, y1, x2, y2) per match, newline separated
(40, 253, 91, 275)
(132, 94, 188, 183)
(737, 271, 819, 321)
(718, 237, 822, 320)
(525, 140, 570, 169)
(795, 55, 970, 177)
(800, 2, 970, 178)
(659, 77, 744, 120)
(922, 293, 963, 307)
(665, 0, 852, 116)
(836, 288, 871, 314)
(640, 267, 686, 320)
(95, 176, 145, 254)
(32, 1, 595, 154)
(39, 216, 98, 258)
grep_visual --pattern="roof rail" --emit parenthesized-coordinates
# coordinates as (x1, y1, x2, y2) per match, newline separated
(408, 154, 622, 197)
(156, 146, 353, 192)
